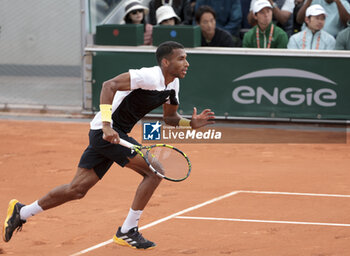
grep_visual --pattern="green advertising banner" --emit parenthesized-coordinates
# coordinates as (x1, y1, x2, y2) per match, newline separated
(89, 47, 350, 120)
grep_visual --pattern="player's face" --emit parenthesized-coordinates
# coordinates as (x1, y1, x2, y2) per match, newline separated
(306, 14, 325, 31)
(166, 48, 189, 79)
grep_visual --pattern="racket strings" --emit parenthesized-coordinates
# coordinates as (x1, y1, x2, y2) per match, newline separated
(147, 146, 189, 180)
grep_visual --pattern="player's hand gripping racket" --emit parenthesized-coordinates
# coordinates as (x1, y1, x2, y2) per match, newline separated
(119, 138, 191, 182)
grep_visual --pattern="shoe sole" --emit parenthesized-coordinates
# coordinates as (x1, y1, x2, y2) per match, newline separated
(113, 235, 156, 250)
(2, 199, 19, 242)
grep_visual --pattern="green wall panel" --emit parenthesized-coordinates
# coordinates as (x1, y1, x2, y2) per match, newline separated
(91, 50, 350, 120)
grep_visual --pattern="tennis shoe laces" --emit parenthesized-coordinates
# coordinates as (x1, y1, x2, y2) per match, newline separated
(113, 226, 156, 249)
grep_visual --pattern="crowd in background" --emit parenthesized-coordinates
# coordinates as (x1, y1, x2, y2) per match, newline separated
(119, 0, 350, 50)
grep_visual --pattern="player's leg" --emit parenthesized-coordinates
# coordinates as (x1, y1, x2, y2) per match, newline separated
(37, 167, 99, 210)
(127, 152, 162, 210)
(113, 152, 161, 249)
(2, 167, 99, 242)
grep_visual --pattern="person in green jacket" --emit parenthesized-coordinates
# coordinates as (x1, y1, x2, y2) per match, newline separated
(243, 0, 288, 48)
(335, 20, 350, 50)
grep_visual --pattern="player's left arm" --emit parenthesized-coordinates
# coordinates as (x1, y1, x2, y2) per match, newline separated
(163, 104, 215, 129)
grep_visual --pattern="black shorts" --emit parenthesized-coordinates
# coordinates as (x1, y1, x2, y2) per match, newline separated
(78, 128, 140, 179)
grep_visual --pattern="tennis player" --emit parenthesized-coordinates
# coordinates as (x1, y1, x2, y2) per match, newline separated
(3, 41, 215, 249)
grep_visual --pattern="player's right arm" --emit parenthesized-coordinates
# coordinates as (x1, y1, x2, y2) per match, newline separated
(100, 72, 131, 104)
(100, 72, 131, 144)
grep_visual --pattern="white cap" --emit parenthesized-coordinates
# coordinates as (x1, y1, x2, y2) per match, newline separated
(306, 4, 327, 17)
(156, 5, 181, 24)
(123, 0, 149, 19)
(253, 0, 272, 14)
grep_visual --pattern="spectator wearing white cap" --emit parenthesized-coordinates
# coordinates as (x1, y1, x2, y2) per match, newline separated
(248, 0, 295, 37)
(156, 5, 181, 25)
(288, 4, 336, 49)
(243, 0, 288, 48)
(296, 0, 350, 37)
(123, 0, 153, 45)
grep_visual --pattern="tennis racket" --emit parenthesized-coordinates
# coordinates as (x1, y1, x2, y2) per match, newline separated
(119, 138, 191, 182)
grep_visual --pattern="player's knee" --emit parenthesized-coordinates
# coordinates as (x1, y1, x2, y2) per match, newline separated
(68, 184, 89, 200)
(148, 173, 162, 186)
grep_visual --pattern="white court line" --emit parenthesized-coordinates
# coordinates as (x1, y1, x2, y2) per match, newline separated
(240, 191, 350, 198)
(69, 190, 240, 256)
(175, 216, 350, 227)
(69, 190, 350, 255)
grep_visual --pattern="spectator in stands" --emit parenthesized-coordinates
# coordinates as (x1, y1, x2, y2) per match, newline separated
(124, 0, 153, 45)
(296, 0, 350, 38)
(240, 0, 252, 43)
(195, 0, 242, 46)
(288, 5, 336, 49)
(248, 0, 295, 37)
(241, 0, 252, 29)
(195, 5, 235, 47)
(243, 0, 289, 48)
(156, 5, 181, 25)
(293, 0, 304, 33)
(149, 0, 193, 25)
(335, 20, 350, 49)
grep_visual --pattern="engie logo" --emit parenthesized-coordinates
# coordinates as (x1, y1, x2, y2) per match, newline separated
(232, 68, 337, 107)
(143, 121, 161, 140)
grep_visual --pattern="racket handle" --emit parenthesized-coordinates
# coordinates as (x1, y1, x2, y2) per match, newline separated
(119, 138, 135, 149)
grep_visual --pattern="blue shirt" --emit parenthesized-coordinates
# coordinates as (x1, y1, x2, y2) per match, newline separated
(301, 0, 350, 37)
(288, 27, 336, 50)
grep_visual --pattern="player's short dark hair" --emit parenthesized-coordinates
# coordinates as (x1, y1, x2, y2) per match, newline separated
(195, 5, 216, 24)
(156, 41, 184, 66)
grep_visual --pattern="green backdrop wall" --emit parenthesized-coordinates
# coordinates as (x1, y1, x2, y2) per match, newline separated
(89, 48, 350, 120)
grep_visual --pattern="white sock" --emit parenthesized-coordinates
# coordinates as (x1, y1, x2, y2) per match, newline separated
(121, 208, 143, 233)
(19, 200, 43, 221)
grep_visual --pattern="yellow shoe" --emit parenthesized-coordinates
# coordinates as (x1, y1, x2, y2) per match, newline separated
(2, 199, 26, 242)
(113, 227, 156, 249)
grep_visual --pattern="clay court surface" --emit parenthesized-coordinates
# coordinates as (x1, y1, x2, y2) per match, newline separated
(0, 119, 350, 256)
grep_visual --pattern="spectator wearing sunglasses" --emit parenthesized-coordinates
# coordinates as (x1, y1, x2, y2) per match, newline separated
(124, 0, 153, 45)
